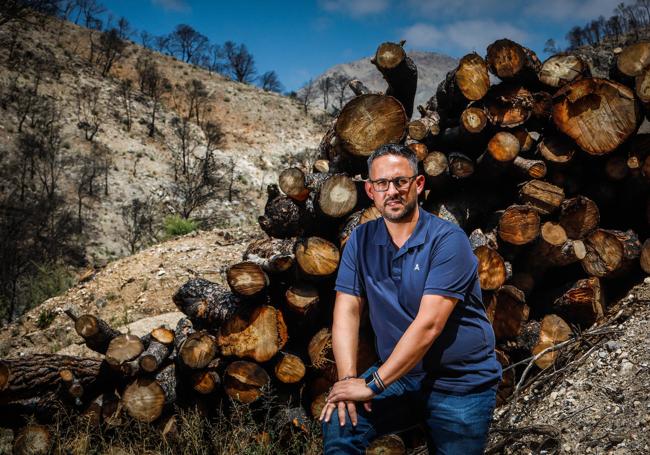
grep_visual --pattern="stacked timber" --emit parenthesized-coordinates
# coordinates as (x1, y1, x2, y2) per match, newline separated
(3, 38, 650, 451)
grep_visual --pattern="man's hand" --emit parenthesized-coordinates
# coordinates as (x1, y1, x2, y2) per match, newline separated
(319, 378, 374, 426)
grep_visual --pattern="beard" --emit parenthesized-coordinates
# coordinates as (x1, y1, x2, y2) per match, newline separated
(380, 194, 418, 222)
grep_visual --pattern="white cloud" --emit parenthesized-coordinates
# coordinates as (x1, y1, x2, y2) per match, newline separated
(319, 0, 390, 17)
(524, 0, 619, 21)
(401, 20, 528, 53)
(151, 0, 190, 12)
(405, 0, 518, 18)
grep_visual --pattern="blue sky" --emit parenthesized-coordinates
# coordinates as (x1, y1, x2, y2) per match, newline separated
(101, 0, 623, 91)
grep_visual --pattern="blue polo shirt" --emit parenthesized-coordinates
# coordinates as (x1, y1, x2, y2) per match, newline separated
(335, 207, 501, 393)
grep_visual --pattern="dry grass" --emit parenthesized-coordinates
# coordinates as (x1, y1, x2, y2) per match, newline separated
(47, 388, 322, 455)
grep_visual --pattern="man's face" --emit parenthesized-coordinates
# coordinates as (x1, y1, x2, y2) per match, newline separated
(365, 154, 425, 222)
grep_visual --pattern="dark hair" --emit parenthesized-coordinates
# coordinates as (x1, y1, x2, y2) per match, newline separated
(367, 144, 418, 176)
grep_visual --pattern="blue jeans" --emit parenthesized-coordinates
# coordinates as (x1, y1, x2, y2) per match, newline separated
(322, 365, 496, 454)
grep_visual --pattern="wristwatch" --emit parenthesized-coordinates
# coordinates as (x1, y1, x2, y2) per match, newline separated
(365, 375, 382, 395)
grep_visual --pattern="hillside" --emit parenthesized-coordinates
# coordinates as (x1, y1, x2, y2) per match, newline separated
(0, 14, 325, 267)
(300, 50, 458, 112)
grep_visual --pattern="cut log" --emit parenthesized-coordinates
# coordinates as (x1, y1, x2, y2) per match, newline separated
(498, 205, 540, 245)
(59, 369, 84, 399)
(13, 425, 51, 455)
(318, 174, 358, 218)
(151, 326, 174, 345)
(224, 360, 270, 404)
(581, 229, 641, 278)
(519, 180, 564, 215)
(105, 334, 144, 368)
(190, 359, 221, 394)
(539, 53, 591, 88)
(348, 79, 373, 96)
(0, 354, 103, 414)
(559, 196, 600, 239)
(616, 42, 650, 77)
(122, 364, 176, 423)
(435, 53, 490, 122)
(313, 159, 330, 173)
(243, 237, 295, 274)
(172, 278, 240, 328)
(474, 245, 510, 291)
(279, 168, 309, 202)
(285, 283, 319, 315)
(308, 328, 336, 381)
(179, 330, 217, 369)
(488, 131, 520, 162)
(139, 336, 173, 373)
(484, 84, 533, 128)
(310, 392, 328, 419)
(447, 152, 474, 178)
(636, 239, 650, 279)
(408, 111, 440, 141)
(511, 156, 547, 179)
(460, 106, 488, 133)
(218, 305, 288, 363)
(406, 140, 428, 162)
(335, 94, 407, 158)
(295, 237, 340, 277)
(70, 314, 120, 355)
(486, 286, 529, 341)
(422, 151, 449, 180)
(512, 128, 538, 153)
(552, 277, 604, 327)
(537, 134, 576, 164)
(226, 261, 269, 297)
(340, 206, 382, 247)
(372, 41, 418, 119)
(552, 78, 641, 155)
(274, 352, 306, 384)
(173, 317, 194, 353)
(366, 434, 406, 455)
(259, 184, 313, 238)
(486, 39, 541, 81)
(518, 314, 572, 369)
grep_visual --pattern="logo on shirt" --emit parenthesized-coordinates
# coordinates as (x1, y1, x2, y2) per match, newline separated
(414, 264, 420, 271)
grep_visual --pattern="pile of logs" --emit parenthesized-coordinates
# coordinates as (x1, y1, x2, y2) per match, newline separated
(3, 38, 650, 453)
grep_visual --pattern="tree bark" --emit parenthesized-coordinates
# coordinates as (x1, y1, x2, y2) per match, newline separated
(372, 41, 418, 119)
(172, 278, 240, 329)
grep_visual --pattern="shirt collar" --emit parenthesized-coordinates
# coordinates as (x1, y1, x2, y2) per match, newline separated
(373, 206, 429, 250)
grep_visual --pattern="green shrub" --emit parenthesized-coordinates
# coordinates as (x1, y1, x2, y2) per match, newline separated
(164, 215, 199, 237)
(24, 263, 76, 313)
(37, 308, 57, 329)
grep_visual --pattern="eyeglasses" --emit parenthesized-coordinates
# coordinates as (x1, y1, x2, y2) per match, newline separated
(368, 175, 417, 192)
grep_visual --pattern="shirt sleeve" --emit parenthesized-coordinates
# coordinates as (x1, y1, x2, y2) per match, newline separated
(334, 229, 364, 297)
(423, 228, 478, 302)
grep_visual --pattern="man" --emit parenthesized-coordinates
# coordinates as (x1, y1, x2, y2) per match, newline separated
(320, 144, 501, 454)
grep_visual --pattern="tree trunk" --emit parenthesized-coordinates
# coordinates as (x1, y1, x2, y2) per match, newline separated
(581, 229, 640, 278)
(105, 334, 144, 368)
(539, 53, 591, 88)
(285, 283, 319, 315)
(372, 41, 418, 119)
(519, 180, 564, 215)
(278, 168, 309, 202)
(559, 196, 600, 239)
(486, 39, 541, 81)
(243, 237, 295, 274)
(172, 278, 240, 329)
(65, 312, 120, 355)
(335, 94, 407, 158)
(484, 83, 533, 128)
(517, 314, 572, 369)
(178, 330, 218, 369)
(318, 174, 358, 218)
(552, 78, 641, 155)
(537, 134, 576, 164)
(217, 305, 288, 362)
(274, 352, 306, 384)
(551, 277, 605, 327)
(486, 285, 529, 341)
(122, 364, 176, 423)
(295, 237, 340, 277)
(498, 205, 540, 245)
(226, 262, 269, 297)
(224, 360, 270, 404)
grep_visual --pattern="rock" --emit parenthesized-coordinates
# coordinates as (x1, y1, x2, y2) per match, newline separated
(620, 361, 635, 374)
(605, 341, 621, 352)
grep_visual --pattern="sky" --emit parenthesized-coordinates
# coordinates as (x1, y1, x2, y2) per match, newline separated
(101, 0, 624, 91)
